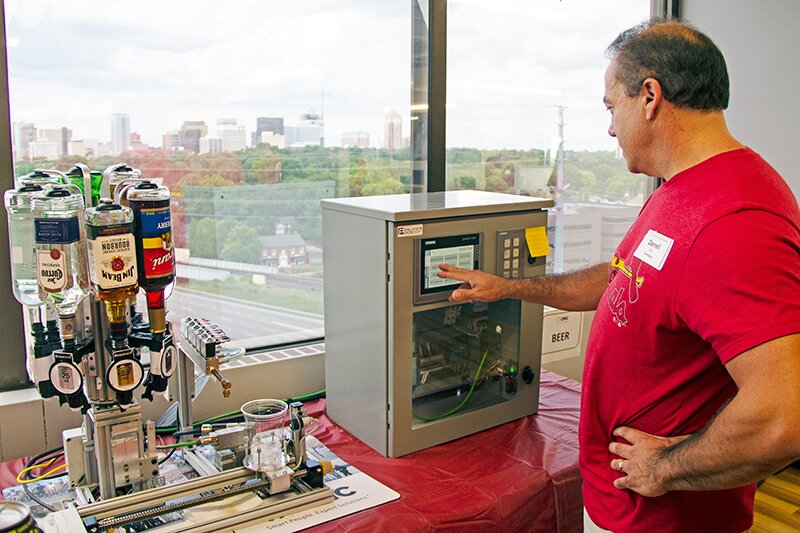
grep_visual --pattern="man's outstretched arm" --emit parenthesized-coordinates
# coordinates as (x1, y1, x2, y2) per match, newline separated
(437, 262, 609, 311)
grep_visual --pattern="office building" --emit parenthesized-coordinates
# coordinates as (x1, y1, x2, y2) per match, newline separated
(162, 130, 181, 152)
(28, 141, 59, 160)
(60, 127, 71, 156)
(110, 113, 131, 155)
(384, 110, 402, 150)
(36, 128, 70, 158)
(284, 114, 322, 148)
(180, 121, 208, 153)
(199, 136, 224, 154)
(341, 131, 370, 148)
(129, 132, 153, 154)
(12, 122, 36, 160)
(252, 117, 284, 146)
(259, 132, 285, 148)
(216, 118, 247, 152)
(95, 141, 112, 158)
(68, 138, 101, 158)
(67, 139, 86, 157)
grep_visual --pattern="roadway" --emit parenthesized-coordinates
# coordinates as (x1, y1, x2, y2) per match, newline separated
(145, 288, 325, 350)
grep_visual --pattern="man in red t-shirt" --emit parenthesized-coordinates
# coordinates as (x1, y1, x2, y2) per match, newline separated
(438, 20, 800, 533)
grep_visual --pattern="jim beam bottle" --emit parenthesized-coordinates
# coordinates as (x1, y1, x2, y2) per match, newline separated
(85, 199, 143, 404)
(128, 181, 176, 397)
(85, 199, 139, 338)
(103, 163, 143, 323)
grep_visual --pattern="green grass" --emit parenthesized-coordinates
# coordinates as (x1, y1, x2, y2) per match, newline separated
(279, 263, 324, 278)
(181, 278, 324, 315)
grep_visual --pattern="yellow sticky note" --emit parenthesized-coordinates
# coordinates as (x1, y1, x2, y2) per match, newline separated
(525, 226, 551, 257)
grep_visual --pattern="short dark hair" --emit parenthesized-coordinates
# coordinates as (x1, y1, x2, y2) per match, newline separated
(606, 20, 729, 110)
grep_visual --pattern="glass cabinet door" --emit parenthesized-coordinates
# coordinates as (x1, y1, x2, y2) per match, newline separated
(411, 299, 521, 424)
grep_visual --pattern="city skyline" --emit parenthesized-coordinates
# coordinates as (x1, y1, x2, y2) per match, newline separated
(11, 108, 412, 160)
(4, 0, 648, 154)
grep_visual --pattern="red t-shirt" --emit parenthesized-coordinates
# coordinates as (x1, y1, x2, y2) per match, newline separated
(581, 148, 800, 532)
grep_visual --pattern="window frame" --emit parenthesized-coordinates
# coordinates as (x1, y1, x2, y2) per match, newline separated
(0, 0, 28, 391)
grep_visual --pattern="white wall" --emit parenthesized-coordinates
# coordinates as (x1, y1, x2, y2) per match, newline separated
(682, 0, 800, 199)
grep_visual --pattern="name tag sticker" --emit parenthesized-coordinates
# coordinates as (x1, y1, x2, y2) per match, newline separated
(633, 229, 674, 271)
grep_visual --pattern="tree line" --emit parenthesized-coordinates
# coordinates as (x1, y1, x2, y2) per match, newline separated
(15, 145, 642, 265)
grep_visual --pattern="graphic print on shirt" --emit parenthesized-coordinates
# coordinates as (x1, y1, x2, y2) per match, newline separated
(607, 255, 645, 327)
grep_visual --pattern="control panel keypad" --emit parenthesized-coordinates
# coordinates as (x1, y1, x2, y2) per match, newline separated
(497, 229, 526, 278)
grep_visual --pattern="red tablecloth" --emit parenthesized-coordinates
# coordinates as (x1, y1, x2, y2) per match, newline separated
(0, 370, 582, 532)
(302, 370, 582, 532)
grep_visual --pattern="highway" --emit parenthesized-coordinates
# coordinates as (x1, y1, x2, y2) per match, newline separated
(147, 288, 325, 349)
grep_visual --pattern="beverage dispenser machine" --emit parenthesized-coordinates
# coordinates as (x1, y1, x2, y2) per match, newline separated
(322, 190, 553, 457)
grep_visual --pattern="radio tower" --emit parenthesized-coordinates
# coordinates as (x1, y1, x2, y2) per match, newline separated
(553, 105, 566, 273)
(320, 92, 331, 147)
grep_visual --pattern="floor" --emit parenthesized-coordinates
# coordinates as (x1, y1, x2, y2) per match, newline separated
(753, 466, 800, 532)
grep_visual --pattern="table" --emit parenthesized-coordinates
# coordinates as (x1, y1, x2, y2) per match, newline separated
(302, 370, 582, 532)
(0, 370, 582, 532)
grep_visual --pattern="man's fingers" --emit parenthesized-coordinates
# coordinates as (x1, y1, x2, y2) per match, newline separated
(613, 476, 629, 490)
(437, 266, 463, 279)
(450, 289, 469, 301)
(608, 442, 632, 459)
(612, 426, 639, 443)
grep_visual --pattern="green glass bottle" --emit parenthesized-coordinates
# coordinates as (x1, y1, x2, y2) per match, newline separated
(66, 164, 103, 207)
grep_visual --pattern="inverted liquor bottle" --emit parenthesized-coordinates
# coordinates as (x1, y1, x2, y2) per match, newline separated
(16, 168, 68, 189)
(6, 183, 48, 307)
(103, 163, 142, 202)
(66, 164, 103, 208)
(127, 181, 175, 332)
(85, 199, 144, 405)
(103, 163, 144, 323)
(17, 171, 69, 352)
(128, 181, 176, 396)
(5, 182, 55, 397)
(84, 199, 139, 341)
(31, 187, 90, 345)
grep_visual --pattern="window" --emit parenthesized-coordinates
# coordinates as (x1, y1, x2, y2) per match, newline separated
(445, 0, 649, 273)
(1, 0, 655, 390)
(3, 0, 411, 351)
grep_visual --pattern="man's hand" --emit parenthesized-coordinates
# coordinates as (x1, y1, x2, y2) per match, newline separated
(437, 263, 509, 303)
(609, 426, 689, 497)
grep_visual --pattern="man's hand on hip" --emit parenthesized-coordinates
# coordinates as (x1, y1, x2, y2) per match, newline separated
(609, 426, 689, 497)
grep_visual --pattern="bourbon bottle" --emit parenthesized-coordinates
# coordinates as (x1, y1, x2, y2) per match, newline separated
(84, 199, 139, 340)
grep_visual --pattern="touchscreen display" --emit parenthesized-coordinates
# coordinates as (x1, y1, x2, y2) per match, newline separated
(420, 234, 480, 295)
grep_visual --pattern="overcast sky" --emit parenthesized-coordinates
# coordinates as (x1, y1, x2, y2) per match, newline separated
(5, 0, 648, 152)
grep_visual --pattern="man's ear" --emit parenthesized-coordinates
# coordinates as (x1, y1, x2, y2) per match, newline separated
(641, 77, 663, 121)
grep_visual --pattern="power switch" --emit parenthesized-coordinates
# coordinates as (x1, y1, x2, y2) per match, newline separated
(522, 366, 536, 385)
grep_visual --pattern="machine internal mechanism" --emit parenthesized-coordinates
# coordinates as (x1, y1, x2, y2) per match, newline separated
(412, 300, 523, 422)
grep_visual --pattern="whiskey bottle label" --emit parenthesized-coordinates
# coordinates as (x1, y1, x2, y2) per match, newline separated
(88, 233, 138, 289)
